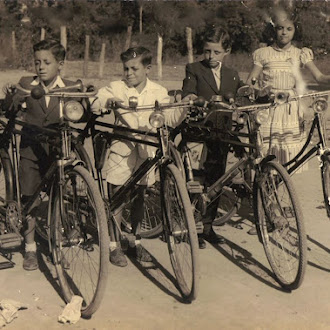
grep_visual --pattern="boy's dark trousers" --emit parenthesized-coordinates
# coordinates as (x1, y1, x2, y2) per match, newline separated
(202, 138, 228, 235)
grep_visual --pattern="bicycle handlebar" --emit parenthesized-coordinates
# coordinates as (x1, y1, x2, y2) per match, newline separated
(14, 81, 97, 99)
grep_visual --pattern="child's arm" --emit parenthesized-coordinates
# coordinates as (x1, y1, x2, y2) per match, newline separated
(182, 64, 198, 101)
(161, 90, 188, 128)
(246, 65, 263, 86)
(90, 84, 123, 114)
(305, 61, 330, 85)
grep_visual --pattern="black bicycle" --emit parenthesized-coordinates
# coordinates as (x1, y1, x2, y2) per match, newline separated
(0, 84, 109, 317)
(170, 94, 307, 290)
(274, 90, 330, 216)
(75, 97, 201, 301)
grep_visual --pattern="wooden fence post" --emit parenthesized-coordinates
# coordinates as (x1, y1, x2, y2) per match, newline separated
(83, 35, 90, 78)
(60, 26, 67, 50)
(11, 31, 16, 56)
(60, 26, 67, 76)
(124, 25, 132, 51)
(99, 42, 106, 79)
(41, 27, 45, 41)
(186, 27, 193, 64)
(139, 4, 143, 34)
(157, 34, 163, 80)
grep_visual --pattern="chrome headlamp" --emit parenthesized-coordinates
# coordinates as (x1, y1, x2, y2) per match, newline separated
(63, 100, 84, 122)
(149, 110, 165, 128)
(274, 92, 289, 104)
(312, 98, 328, 113)
(254, 110, 269, 125)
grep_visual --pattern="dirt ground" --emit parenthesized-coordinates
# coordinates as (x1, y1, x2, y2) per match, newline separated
(1, 69, 330, 330)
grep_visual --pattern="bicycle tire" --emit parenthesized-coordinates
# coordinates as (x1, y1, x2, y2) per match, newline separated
(121, 142, 184, 238)
(254, 160, 307, 290)
(50, 165, 109, 317)
(121, 182, 163, 238)
(35, 143, 93, 242)
(0, 148, 14, 207)
(72, 141, 94, 174)
(321, 152, 330, 217)
(212, 146, 252, 226)
(162, 164, 199, 301)
(169, 141, 186, 182)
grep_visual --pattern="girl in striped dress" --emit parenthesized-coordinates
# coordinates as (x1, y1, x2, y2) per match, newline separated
(246, 8, 330, 170)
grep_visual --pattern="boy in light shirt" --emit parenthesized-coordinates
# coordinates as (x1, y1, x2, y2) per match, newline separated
(92, 46, 188, 266)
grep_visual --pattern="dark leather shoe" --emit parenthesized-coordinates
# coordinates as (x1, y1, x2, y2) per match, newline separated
(203, 231, 226, 244)
(23, 251, 39, 271)
(198, 236, 206, 249)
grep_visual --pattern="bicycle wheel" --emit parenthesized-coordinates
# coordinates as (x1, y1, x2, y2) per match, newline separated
(0, 148, 14, 208)
(121, 181, 163, 238)
(72, 141, 94, 174)
(213, 147, 251, 226)
(162, 164, 199, 301)
(50, 165, 109, 317)
(254, 160, 306, 290)
(321, 152, 330, 217)
(35, 143, 93, 242)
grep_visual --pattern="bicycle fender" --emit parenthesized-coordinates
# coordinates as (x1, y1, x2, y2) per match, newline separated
(260, 155, 276, 167)
(62, 159, 86, 170)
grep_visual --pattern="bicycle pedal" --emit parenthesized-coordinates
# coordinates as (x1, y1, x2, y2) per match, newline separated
(187, 181, 203, 194)
(0, 233, 23, 249)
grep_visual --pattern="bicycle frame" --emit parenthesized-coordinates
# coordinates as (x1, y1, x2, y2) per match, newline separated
(283, 104, 328, 175)
(76, 113, 174, 219)
(173, 102, 272, 215)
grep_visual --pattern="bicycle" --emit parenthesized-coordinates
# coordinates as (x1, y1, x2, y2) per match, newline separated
(75, 97, 201, 301)
(171, 94, 307, 290)
(0, 84, 109, 317)
(272, 90, 330, 216)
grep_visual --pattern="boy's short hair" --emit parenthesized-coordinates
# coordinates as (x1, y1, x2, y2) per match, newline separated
(203, 26, 232, 51)
(120, 47, 152, 66)
(33, 39, 66, 62)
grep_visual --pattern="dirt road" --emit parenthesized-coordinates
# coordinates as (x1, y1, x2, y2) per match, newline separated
(2, 157, 330, 330)
(2, 70, 330, 329)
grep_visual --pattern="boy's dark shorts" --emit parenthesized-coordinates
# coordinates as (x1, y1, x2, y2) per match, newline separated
(19, 157, 51, 196)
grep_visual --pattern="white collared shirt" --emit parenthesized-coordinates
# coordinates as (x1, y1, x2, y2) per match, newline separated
(96, 78, 186, 130)
(211, 62, 222, 90)
(31, 75, 65, 107)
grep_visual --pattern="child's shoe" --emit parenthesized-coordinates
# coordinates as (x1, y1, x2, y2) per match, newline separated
(110, 248, 127, 267)
(23, 251, 39, 271)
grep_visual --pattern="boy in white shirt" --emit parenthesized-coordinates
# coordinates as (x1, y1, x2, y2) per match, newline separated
(92, 47, 187, 266)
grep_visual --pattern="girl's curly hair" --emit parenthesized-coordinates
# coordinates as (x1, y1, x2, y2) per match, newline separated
(261, 7, 303, 46)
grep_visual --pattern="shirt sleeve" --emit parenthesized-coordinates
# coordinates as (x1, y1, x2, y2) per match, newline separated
(252, 48, 264, 67)
(182, 64, 198, 99)
(300, 47, 314, 66)
(96, 83, 116, 111)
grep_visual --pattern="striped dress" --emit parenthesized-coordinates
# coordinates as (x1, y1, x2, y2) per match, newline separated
(253, 45, 313, 171)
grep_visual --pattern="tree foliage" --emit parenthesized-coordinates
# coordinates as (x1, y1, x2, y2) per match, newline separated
(0, 0, 329, 69)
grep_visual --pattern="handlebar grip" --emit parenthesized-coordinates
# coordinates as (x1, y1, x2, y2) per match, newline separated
(192, 97, 207, 107)
(31, 86, 45, 99)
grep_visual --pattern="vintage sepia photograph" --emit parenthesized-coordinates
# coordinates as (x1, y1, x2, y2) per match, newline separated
(0, 0, 330, 329)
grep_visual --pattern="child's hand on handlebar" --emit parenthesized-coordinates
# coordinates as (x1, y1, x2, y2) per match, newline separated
(2, 83, 17, 95)
(106, 97, 124, 110)
(90, 98, 103, 115)
(182, 94, 198, 102)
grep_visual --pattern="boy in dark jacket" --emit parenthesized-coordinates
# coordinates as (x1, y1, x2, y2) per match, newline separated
(4, 39, 81, 270)
(182, 26, 244, 248)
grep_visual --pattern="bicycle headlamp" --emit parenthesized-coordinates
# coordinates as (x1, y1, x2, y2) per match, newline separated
(312, 98, 328, 113)
(149, 110, 165, 128)
(255, 110, 269, 125)
(63, 100, 84, 122)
